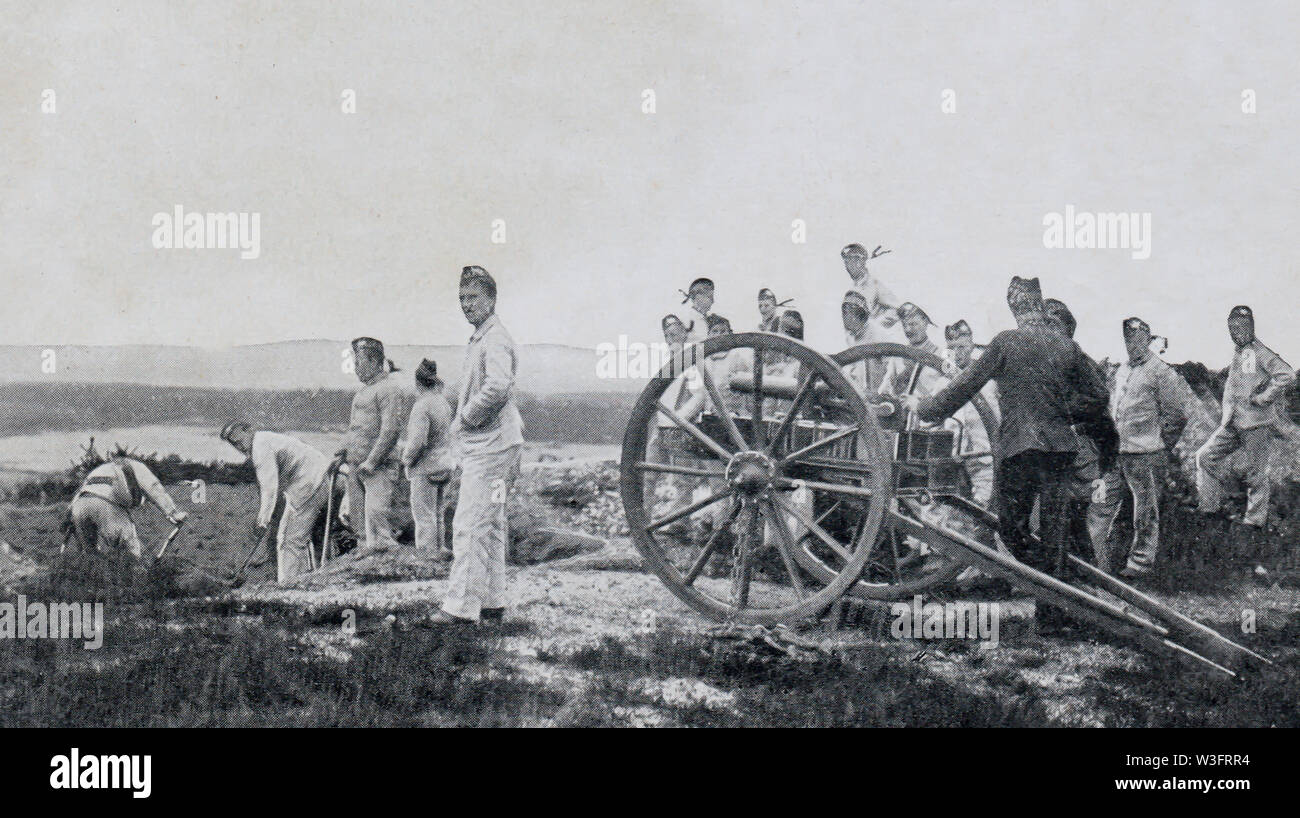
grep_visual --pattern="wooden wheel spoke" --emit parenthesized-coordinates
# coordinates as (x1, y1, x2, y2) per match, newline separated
(697, 359, 749, 452)
(648, 488, 731, 533)
(633, 461, 726, 480)
(683, 500, 742, 586)
(760, 499, 808, 601)
(777, 425, 861, 469)
(771, 494, 851, 562)
(765, 371, 819, 458)
(731, 501, 761, 610)
(655, 399, 733, 462)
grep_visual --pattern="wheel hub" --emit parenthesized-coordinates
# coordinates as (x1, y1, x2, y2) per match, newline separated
(726, 451, 776, 495)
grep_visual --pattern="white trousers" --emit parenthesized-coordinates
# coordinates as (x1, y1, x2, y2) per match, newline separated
(444, 445, 522, 620)
(276, 479, 330, 583)
(410, 472, 451, 553)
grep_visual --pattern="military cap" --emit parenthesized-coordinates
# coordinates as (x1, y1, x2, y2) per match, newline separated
(1122, 316, 1151, 340)
(842, 290, 870, 315)
(460, 265, 497, 296)
(680, 277, 714, 304)
(1229, 305, 1253, 322)
(944, 319, 973, 342)
(897, 302, 933, 325)
(219, 420, 250, 443)
(661, 314, 685, 332)
(758, 288, 776, 301)
(352, 336, 385, 355)
(705, 314, 733, 333)
(1007, 276, 1045, 317)
(841, 243, 868, 258)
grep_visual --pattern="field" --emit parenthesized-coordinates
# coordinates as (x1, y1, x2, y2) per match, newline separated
(2, 380, 1298, 727)
(2, 456, 1299, 728)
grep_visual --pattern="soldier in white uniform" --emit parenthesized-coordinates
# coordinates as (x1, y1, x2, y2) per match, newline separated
(879, 302, 943, 399)
(944, 320, 998, 509)
(402, 359, 456, 558)
(221, 422, 331, 583)
(1197, 305, 1295, 532)
(68, 456, 187, 558)
(681, 277, 717, 344)
(756, 288, 793, 333)
(333, 337, 416, 555)
(431, 266, 526, 626)
(841, 243, 907, 390)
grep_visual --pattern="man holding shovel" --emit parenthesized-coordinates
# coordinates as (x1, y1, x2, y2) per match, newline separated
(68, 456, 187, 558)
(221, 422, 332, 583)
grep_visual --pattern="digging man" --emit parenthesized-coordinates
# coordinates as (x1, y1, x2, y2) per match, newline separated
(221, 422, 332, 583)
(67, 456, 187, 558)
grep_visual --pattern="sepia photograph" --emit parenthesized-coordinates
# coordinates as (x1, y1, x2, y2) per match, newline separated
(1, 0, 1294, 794)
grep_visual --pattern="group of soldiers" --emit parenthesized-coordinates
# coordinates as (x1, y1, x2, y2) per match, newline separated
(657, 243, 1294, 629)
(65, 266, 524, 628)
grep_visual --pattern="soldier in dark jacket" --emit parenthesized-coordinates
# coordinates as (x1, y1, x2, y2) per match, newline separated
(905, 277, 1110, 633)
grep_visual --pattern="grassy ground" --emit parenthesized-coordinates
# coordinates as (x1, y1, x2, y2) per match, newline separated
(2, 459, 1298, 727)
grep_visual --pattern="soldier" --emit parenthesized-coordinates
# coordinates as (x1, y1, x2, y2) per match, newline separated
(681, 277, 716, 344)
(841, 243, 906, 390)
(221, 422, 331, 583)
(1089, 318, 1194, 577)
(67, 455, 187, 558)
(648, 314, 697, 531)
(757, 288, 793, 333)
(880, 302, 942, 397)
(904, 277, 1109, 635)
(1043, 297, 1122, 569)
(944, 320, 998, 509)
(765, 309, 805, 380)
(332, 337, 415, 556)
(431, 266, 525, 626)
(841, 290, 872, 393)
(1196, 305, 1295, 536)
(402, 359, 456, 558)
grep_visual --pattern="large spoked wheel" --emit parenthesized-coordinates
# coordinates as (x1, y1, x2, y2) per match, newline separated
(620, 332, 892, 625)
(786, 343, 1001, 601)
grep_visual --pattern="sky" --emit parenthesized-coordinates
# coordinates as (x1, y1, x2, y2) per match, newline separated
(2, 0, 1297, 370)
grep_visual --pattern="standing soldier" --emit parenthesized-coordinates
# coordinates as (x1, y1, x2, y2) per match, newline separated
(1196, 305, 1295, 539)
(1089, 318, 1194, 577)
(402, 359, 456, 559)
(67, 455, 187, 558)
(841, 290, 872, 393)
(904, 277, 1109, 635)
(648, 314, 696, 531)
(1044, 297, 1121, 569)
(431, 266, 525, 626)
(680, 277, 717, 344)
(221, 422, 331, 583)
(944, 320, 998, 509)
(333, 337, 415, 556)
(880, 302, 942, 397)
(756, 288, 793, 333)
(841, 243, 906, 390)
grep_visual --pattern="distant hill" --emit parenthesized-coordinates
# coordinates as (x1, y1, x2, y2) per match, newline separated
(0, 341, 642, 394)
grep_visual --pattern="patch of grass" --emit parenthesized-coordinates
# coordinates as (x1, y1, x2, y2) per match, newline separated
(0, 615, 561, 727)
(543, 627, 1050, 727)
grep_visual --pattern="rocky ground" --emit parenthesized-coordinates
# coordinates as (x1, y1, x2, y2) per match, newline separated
(3, 454, 1299, 727)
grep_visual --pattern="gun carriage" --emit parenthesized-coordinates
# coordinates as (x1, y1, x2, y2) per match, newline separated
(619, 332, 1269, 678)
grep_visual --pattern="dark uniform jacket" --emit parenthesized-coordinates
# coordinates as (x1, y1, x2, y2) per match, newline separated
(917, 321, 1110, 463)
